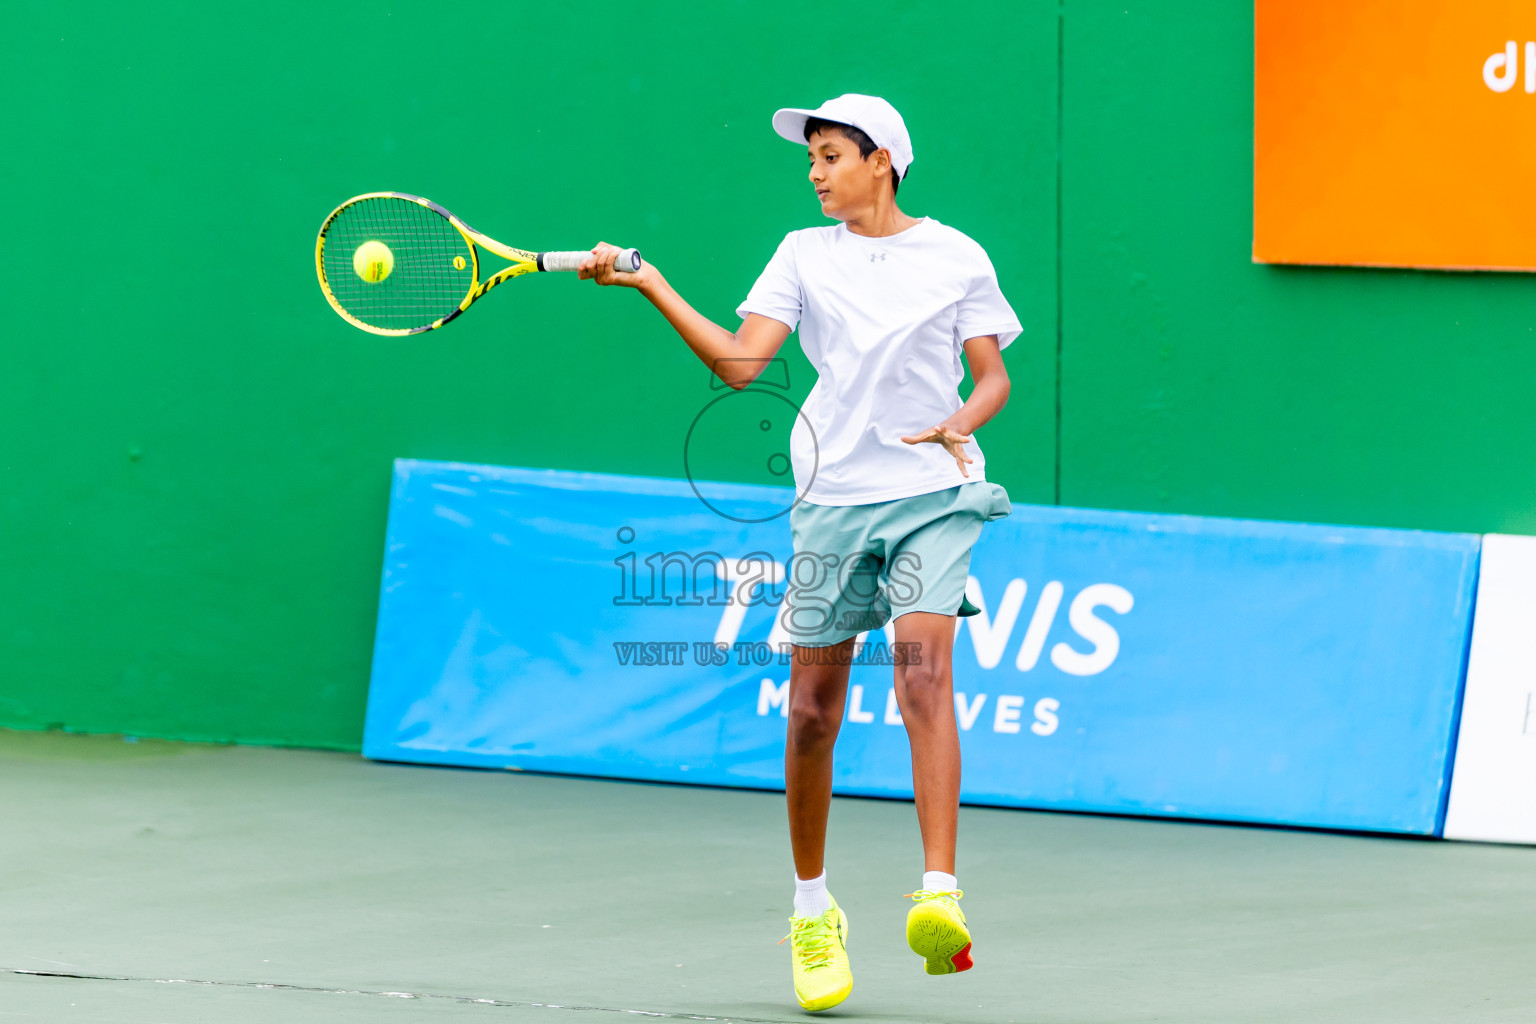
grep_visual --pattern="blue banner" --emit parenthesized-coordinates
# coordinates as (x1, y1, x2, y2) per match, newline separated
(364, 460, 1479, 834)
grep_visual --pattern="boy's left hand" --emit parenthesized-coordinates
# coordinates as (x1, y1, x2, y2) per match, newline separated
(901, 424, 974, 477)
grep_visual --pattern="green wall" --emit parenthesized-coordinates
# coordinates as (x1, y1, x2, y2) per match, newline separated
(0, 1, 1056, 747)
(1, 1, 1530, 749)
(1061, 5, 1536, 530)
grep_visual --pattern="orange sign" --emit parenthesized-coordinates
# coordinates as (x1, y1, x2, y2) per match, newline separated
(1255, 0, 1536, 271)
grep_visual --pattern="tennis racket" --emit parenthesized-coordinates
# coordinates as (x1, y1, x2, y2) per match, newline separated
(314, 191, 641, 336)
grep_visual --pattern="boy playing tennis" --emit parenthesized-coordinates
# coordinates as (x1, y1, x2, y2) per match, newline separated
(580, 93, 1019, 1012)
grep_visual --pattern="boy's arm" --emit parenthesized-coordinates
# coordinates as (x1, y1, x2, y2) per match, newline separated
(579, 242, 791, 390)
(945, 336, 1011, 435)
(900, 335, 1011, 477)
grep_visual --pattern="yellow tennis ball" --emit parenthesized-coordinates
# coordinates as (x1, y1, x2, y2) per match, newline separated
(353, 240, 394, 284)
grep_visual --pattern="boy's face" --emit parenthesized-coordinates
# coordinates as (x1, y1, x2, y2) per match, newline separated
(807, 129, 888, 219)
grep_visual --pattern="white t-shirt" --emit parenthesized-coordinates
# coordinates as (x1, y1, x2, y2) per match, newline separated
(736, 217, 1021, 506)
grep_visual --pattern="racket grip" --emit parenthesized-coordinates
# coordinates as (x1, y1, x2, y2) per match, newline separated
(538, 248, 642, 273)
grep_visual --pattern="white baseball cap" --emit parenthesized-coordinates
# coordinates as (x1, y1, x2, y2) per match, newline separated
(771, 94, 913, 180)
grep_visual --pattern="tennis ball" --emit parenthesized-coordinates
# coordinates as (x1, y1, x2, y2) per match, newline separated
(353, 240, 394, 284)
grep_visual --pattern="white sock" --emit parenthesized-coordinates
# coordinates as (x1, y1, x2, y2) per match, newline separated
(793, 872, 831, 917)
(923, 870, 958, 894)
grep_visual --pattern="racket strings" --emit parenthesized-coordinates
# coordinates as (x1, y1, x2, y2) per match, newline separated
(321, 196, 475, 331)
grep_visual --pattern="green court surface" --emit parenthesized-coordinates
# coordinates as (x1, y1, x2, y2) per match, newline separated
(2, 729, 1532, 1023)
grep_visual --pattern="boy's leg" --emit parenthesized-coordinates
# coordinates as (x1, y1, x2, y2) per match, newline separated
(891, 609, 973, 976)
(890, 611, 959, 873)
(873, 483, 1006, 976)
(783, 639, 858, 1012)
(785, 637, 856, 879)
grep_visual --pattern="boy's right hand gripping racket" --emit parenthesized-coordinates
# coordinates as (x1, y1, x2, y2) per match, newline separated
(314, 191, 641, 336)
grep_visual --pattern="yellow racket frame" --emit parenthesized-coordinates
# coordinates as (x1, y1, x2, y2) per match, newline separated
(315, 191, 543, 337)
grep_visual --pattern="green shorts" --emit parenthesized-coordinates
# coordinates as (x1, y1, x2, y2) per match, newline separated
(784, 480, 1013, 648)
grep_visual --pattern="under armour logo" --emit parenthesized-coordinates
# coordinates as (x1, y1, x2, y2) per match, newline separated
(869, 251, 888, 262)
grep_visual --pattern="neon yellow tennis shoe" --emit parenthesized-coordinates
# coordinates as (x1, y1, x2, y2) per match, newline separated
(904, 888, 972, 975)
(781, 896, 852, 1012)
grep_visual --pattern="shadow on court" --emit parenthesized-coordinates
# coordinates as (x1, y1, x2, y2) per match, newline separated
(1, 728, 1532, 1023)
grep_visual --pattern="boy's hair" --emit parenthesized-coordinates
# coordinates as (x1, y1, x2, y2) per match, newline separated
(803, 116, 902, 195)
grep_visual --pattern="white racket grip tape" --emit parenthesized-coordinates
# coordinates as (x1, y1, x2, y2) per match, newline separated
(538, 248, 642, 273)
